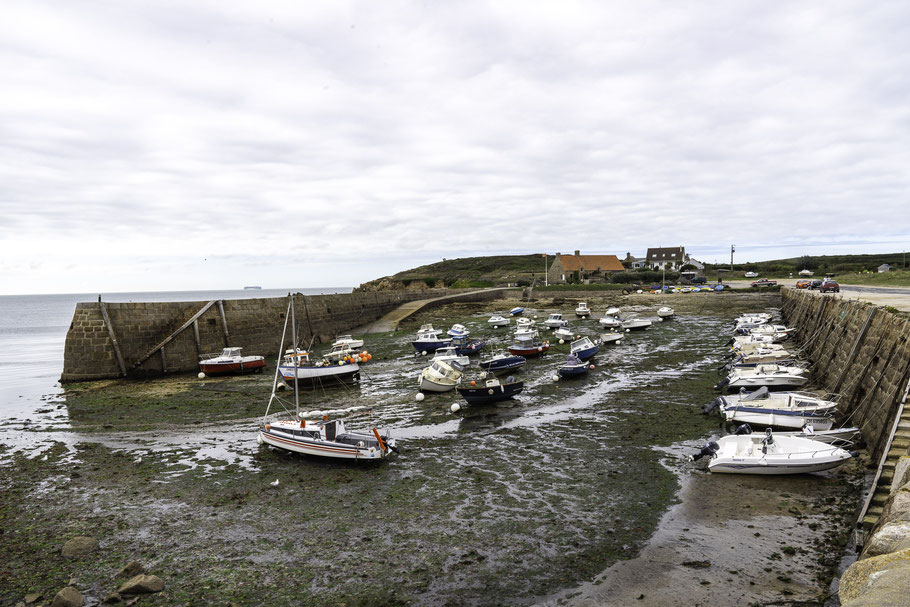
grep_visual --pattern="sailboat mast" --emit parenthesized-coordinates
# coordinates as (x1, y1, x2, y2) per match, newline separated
(290, 293, 300, 419)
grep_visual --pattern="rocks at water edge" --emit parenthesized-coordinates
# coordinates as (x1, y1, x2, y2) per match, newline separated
(50, 586, 83, 607)
(118, 574, 165, 595)
(61, 536, 99, 558)
(116, 561, 144, 579)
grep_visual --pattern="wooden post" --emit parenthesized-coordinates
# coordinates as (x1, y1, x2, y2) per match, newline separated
(217, 300, 230, 346)
(99, 302, 127, 377)
(192, 320, 202, 357)
(160, 347, 167, 373)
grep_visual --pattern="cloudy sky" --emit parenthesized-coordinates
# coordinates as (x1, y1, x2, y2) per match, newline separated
(2, 1, 909, 294)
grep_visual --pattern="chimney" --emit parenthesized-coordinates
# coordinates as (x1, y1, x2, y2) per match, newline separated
(574, 250, 580, 256)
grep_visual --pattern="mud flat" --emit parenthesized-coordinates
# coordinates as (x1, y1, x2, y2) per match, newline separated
(0, 292, 864, 606)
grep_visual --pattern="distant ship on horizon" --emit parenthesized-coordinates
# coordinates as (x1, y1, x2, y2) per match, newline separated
(243, 286, 262, 290)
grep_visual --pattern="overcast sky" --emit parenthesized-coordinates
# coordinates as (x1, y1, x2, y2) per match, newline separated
(2, 1, 909, 294)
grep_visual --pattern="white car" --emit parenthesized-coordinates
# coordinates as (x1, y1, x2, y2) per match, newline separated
(744, 271, 759, 278)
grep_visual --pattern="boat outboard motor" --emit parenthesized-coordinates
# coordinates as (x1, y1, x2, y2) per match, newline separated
(702, 396, 727, 415)
(734, 423, 753, 435)
(691, 441, 720, 462)
(714, 376, 730, 391)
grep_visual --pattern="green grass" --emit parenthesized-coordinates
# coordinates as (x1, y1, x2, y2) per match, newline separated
(834, 269, 910, 287)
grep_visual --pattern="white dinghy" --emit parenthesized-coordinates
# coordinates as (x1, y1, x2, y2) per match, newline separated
(657, 306, 675, 319)
(700, 429, 852, 475)
(418, 360, 464, 392)
(599, 332, 624, 345)
(488, 314, 510, 327)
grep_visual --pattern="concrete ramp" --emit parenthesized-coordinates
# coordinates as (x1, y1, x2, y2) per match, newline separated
(351, 288, 513, 334)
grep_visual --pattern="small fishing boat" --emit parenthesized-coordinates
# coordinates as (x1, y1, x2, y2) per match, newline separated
(488, 314, 510, 327)
(418, 360, 464, 392)
(697, 430, 852, 475)
(569, 336, 599, 361)
(599, 315, 621, 329)
(515, 317, 536, 329)
(332, 334, 364, 349)
(457, 376, 524, 405)
(716, 364, 809, 391)
(510, 307, 525, 316)
(575, 302, 591, 317)
(508, 334, 550, 357)
(657, 306, 675, 319)
(599, 332, 624, 345)
(279, 349, 360, 387)
(544, 313, 568, 329)
(604, 307, 621, 316)
(451, 334, 486, 356)
(447, 324, 470, 338)
(199, 347, 266, 375)
(704, 388, 836, 430)
(553, 327, 575, 342)
(621, 318, 652, 331)
(558, 353, 590, 378)
(479, 352, 527, 374)
(411, 324, 452, 354)
(431, 346, 470, 368)
(731, 341, 790, 356)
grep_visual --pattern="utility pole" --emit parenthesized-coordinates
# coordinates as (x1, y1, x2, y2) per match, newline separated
(543, 254, 548, 287)
(730, 244, 735, 271)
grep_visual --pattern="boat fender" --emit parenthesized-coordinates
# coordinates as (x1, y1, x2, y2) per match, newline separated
(488, 389, 494, 394)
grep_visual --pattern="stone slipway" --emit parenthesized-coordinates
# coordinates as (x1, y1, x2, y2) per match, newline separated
(351, 287, 514, 334)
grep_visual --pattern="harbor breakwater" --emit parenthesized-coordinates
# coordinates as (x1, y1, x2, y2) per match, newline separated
(61, 288, 506, 381)
(782, 289, 910, 605)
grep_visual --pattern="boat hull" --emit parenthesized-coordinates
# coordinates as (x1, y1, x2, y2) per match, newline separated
(558, 364, 589, 378)
(709, 454, 849, 474)
(279, 363, 360, 386)
(479, 356, 526, 374)
(200, 358, 266, 375)
(508, 344, 550, 357)
(453, 339, 486, 356)
(571, 345, 599, 361)
(722, 407, 834, 430)
(457, 382, 524, 405)
(259, 429, 387, 460)
(418, 376, 458, 392)
(599, 333, 623, 345)
(412, 339, 452, 353)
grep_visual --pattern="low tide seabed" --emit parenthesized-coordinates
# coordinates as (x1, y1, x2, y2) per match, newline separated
(0, 293, 864, 606)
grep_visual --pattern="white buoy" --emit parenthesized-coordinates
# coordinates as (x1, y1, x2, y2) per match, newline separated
(277, 383, 287, 391)
(270, 479, 280, 487)
(637, 289, 643, 294)
(416, 392, 425, 402)
(552, 374, 559, 382)
(421, 351, 428, 356)
(450, 403, 461, 413)
(559, 339, 565, 344)
(197, 372, 206, 379)
(626, 329, 631, 333)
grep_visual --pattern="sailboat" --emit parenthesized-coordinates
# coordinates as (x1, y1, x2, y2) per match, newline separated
(258, 296, 397, 461)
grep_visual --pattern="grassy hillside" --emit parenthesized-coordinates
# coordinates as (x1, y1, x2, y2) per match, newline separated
(707, 252, 908, 276)
(364, 254, 548, 288)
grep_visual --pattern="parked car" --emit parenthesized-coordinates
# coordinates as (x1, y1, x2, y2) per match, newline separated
(751, 278, 778, 288)
(744, 271, 759, 278)
(692, 276, 707, 284)
(808, 279, 823, 290)
(820, 279, 840, 293)
(795, 279, 811, 289)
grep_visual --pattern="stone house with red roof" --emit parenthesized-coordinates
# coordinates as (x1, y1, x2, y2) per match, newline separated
(547, 251, 625, 284)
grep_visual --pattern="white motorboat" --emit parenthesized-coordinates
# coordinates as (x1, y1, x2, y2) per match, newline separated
(604, 307, 621, 316)
(702, 430, 852, 475)
(418, 360, 464, 392)
(657, 306, 675, 319)
(544, 313, 569, 329)
(732, 334, 776, 347)
(575, 302, 591, 317)
(621, 318, 652, 331)
(553, 327, 575, 342)
(488, 314, 510, 327)
(774, 426, 861, 445)
(599, 315, 621, 329)
(706, 388, 836, 430)
(323, 342, 356, 362)
(431, 346, 470, 368)
(279, 349, 360, 386)
(412, 324, 452, 354)
(734, 313, 772, 327)
(599, 332, 624, 345)
(732, 341, 790, 356)
(515, 317, 536, 330)
(717, 364, 809, 391)
(447, 323, 470, 337)
(569, 336, 599, 360)
(332, 334, 364, 349)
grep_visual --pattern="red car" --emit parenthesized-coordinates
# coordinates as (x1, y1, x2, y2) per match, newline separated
(820, 279, 840, 293)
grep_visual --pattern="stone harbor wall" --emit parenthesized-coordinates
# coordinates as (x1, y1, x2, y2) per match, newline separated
(62, 289, 465, 381)
(781, 289, 910, 605)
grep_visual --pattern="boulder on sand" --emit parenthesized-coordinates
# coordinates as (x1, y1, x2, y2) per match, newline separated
(61, 536, 99, 558)
(50, 586, 82, 607)
(118, 574, 165, 595)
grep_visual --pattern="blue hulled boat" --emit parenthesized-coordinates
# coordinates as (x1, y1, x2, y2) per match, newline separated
(457, 377, 524, 405)
(510, 307, 525, 316)
(451, 334, 486, 356)
(411, 324, 452, 354)
(479, 352, 527, 374)
(569, 336, 599, 361)
(558, 354, 590, 378)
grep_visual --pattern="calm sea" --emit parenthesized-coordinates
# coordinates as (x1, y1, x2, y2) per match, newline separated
(0, 288, 351, 419)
